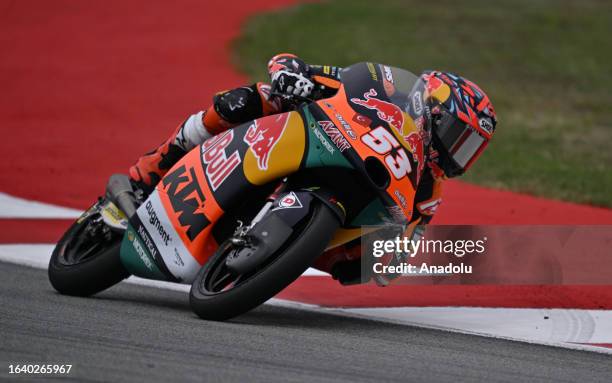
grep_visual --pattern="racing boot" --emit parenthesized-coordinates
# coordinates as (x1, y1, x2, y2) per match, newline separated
(129, 82, 281, 195)
(129, 110, 216, 195)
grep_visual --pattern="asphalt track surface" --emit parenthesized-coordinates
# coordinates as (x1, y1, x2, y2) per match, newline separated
(1, 262, 611, 383)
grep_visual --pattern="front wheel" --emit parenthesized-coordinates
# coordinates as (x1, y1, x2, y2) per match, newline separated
(48, 202, 130, 296)
(190, 200, 340, 321)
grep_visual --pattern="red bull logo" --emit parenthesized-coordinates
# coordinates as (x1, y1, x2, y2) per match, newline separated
(350, 89, 404, 134)
(425, 73, 444, 95)
(243, 113, 289, 170)
(405, 131, 425, 183)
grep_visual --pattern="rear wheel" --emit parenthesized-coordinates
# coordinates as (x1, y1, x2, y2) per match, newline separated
(48, 202, 130, 296)
(190, 200, 340, 321)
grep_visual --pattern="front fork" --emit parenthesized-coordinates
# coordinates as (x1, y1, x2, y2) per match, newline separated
(230, 178, 288, 246)
(225, 180, 345, 276)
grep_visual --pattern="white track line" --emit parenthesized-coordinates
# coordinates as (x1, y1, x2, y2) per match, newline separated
(0, 192, 82, 218)
(0, 244, 610, 355)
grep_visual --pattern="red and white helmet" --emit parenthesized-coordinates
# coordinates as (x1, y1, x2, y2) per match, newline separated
(422, 71, 497, 177)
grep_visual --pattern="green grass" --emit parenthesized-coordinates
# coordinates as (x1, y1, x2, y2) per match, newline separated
(233, 0, 612, 207)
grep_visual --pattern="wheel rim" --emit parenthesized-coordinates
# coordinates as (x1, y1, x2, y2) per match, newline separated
(200, 206, 316, 296)
(61, 213, 117, 266)
(202, 244, 248, 294)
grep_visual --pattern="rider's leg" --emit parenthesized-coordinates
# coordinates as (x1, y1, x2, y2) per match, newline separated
(129, 83, 280, 194)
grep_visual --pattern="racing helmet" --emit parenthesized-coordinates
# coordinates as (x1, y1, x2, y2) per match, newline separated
(422, 71, 497, 178)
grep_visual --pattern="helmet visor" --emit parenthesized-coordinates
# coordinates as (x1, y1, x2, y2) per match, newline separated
(433, 107, 488, 175)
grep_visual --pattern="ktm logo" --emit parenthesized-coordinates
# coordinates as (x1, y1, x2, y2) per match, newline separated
(162, 165, 210, 241)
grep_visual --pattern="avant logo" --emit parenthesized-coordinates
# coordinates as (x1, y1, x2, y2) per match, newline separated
(162, 165, 210, 242)
(318, 121, 350, 152)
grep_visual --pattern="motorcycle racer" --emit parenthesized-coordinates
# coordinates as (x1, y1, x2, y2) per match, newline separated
(128, 53, 497, 285)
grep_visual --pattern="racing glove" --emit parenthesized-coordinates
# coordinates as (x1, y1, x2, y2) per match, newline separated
(271, 70, 315, 98)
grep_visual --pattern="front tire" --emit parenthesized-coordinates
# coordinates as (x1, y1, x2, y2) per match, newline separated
(190, 201, 340, 321)
(48, 205, 130, 296)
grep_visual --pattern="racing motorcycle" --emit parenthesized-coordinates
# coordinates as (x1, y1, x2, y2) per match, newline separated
(49, 63, 434, 321)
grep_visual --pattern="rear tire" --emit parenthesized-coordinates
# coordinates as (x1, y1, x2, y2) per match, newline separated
(48, 206, 130, 297)
(190, 201, 339, 321)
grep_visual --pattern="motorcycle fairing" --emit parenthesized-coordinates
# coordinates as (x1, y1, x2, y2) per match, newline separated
(121, 63, 430, 283)
(123, 111, 323, 282)
(314, 62, 426, 223)
(123, 189, 204, 282)
(120, 221, 171, 281)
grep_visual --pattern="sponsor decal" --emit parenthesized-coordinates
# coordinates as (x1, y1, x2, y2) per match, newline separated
(129, 229, 155, 271)
(334, 113, 357, 140)
(318, 121, 351, 152)
(228, 96, 245, 111)
(243, 114, 288, 170)
(202, 131, 241, 190)
(320, 100, 357, 139)
(414, 115, 425, 131)
(424, 73, 451, 103)
(366, 62, 378, 81)
(173, 248, 185, 267)
(478, 117, 494, 134)
(352, 89, 427, 183)
(100, 201, 128, 230)
(136, 224, 158, 259)
(144, 200, 172, 246)
(310, 122, 335, 154)
(394, 189, 408, 209)
(243, 112, 305, 186)
(418, 198, 441, 216)
(103, 202, 124, 222)
(405, 131, 426, 183)
(352, 113, 372, 128)
(162, 165, 210, 241)
(138, 192, 203, 283)
(351, 89, 404, 135)
(361, 126, 412, 180)
(412, 91, 423, 115)
(383, 65, 394, 83)
(276, 191, 303, 209)
(313, 65, 339, 77)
